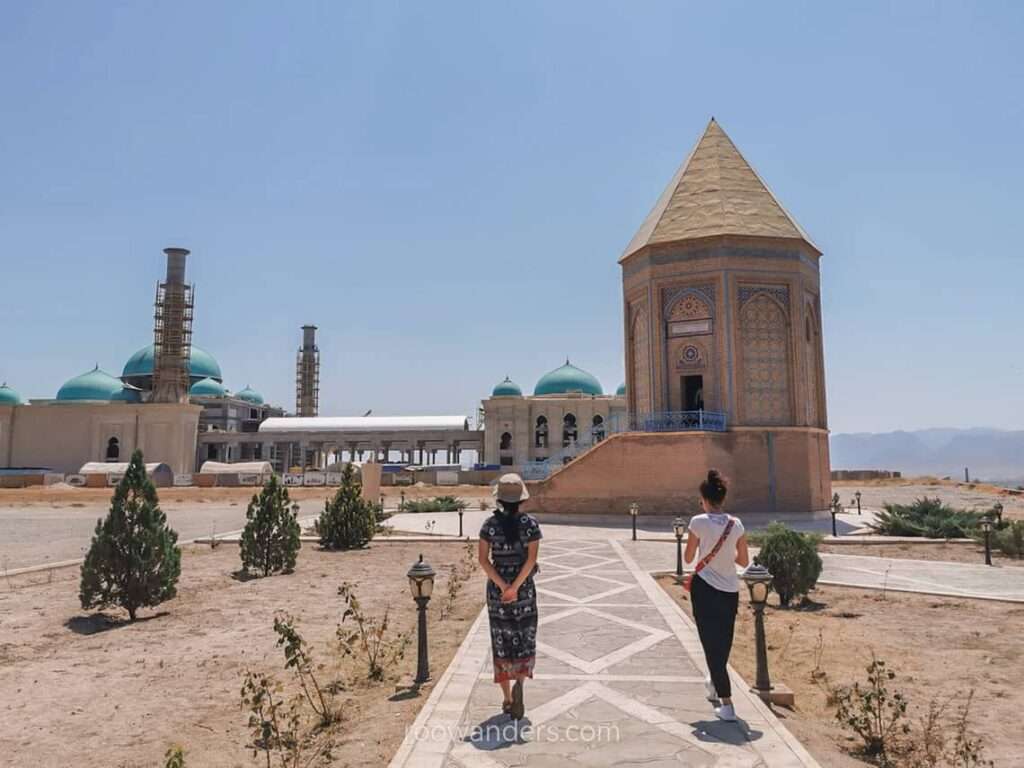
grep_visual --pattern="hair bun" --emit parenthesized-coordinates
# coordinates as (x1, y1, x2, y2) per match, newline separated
(700, 468, 728, 505)
(707, 470, 722, 484)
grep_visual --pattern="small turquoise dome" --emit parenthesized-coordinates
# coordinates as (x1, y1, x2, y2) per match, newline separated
(190, 377, 227, 398)
(0, 382, 24, 405)
(110, 385, 142, 403)
(616, 382, 626, 396)
(534, 360, 604, 396)
(235, 385, 264, 405)
(122, 343, 223, 383)
(492, 376, 523, 397)
(57, 366, 125, 401)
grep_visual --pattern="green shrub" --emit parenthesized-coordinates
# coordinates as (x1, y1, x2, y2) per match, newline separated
(834, 656, 910, 763)
(79, 450, 181, 621)
(753, 522, 823, 607)
(402, 495, 466, 513)
(240, 475, 301, 577)
(869, 497, 985, 539)
(994, 520, 1024, 558)
(318, 464, 376, 549)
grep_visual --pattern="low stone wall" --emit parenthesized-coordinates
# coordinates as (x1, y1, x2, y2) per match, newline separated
(524, 427, 831, 518)
(831, 470, 902, 481)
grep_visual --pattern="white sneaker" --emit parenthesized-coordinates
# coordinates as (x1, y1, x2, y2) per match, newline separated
(704, 676, 718, 702)
(714, 703, 737, 722)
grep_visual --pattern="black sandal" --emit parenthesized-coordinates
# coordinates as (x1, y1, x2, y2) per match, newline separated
(502, 700, 513, 715)
(511, 680, 525, 720)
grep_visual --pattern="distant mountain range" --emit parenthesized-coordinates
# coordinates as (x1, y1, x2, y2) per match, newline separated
(830, 428, 1024, 484)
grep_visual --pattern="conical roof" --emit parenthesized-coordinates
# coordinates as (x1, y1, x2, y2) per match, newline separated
(621, 119, 818, 261)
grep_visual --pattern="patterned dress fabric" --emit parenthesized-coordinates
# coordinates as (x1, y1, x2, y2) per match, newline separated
(479, 511, 543, 682)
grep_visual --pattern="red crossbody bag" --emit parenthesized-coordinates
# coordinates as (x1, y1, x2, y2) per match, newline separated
(682, 518, 735, 592)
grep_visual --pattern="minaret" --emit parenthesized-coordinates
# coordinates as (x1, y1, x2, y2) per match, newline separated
(151, 247, 194, 404)
(295, 324, 319, 416)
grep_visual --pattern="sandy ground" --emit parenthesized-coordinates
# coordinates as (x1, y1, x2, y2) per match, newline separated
(833, 478, 1024, 520)
(658, 577, 1023, 767)
(0, 540, 485, 768)
(820, 541, 1024, 568)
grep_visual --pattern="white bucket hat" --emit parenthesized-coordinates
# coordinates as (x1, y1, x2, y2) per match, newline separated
(492, 473, 530, 503)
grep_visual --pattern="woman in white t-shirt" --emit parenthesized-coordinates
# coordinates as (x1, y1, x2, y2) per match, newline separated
(683, 469, 750, 722)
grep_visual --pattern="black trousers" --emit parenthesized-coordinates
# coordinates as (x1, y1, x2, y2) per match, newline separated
(690, 573, 739, 700)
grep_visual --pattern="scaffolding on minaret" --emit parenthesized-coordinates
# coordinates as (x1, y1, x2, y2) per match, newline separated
(295, 324, 319, 417)
(151, 247, 194, 404)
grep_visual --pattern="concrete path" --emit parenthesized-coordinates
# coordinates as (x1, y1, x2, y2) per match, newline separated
(389, 538, 820, 768)
(387, 511, 1024, 603)
(625, 542, 1024, 603)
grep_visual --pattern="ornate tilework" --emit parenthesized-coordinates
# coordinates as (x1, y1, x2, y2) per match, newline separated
(631, 305, 651, 415)
(676, 343, 706, 370)
(740, 294, 792, 425)
(662, 285, 715, 322)
(738, 285, 789, 310)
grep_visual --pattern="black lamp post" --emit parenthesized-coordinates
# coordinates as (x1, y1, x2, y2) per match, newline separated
(629, 502, 639, 541)
(741, 564, 774, 701)
(407, 554, 436, 683)
(400, 490, 406, 512)
(830, 493, 840, 537)
(855, 490, 862, 516)
(993, 502, 1003, 525)
(980, 516, 994, 567)
(672, 517, 686, 577)
(458, 509, 464, 538)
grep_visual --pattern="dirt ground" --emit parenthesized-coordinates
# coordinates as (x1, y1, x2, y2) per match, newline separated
(0, 541, 485, 768)
(832, 477, 1024, 521)
(658, 577, 1023, 767)
(820, 541, 1024, 568)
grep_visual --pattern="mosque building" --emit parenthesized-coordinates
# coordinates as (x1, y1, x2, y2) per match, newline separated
(480, 362, 626, 472)
(0, 248, 284, 475)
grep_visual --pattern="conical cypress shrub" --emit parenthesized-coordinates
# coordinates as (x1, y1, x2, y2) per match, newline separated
(240, 474, 301, 576)
(318, 463, 376, 549)
(79, 450, 181, 621)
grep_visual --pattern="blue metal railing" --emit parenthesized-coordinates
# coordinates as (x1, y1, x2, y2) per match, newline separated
(611, 410, 728, 434)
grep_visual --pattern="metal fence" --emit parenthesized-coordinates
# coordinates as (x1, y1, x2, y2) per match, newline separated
(615, 410, 728, 433)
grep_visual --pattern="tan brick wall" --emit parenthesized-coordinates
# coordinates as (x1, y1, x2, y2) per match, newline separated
(524, 427, 830, 518)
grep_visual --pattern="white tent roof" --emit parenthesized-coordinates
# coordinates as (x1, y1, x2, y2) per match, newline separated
(199, 461, 274, 475)
(259, 415, 470, 434)
(80, 462, 172, 475)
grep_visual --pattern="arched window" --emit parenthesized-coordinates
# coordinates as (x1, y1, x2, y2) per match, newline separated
(535, 416, 548, 448)
(105, 437, 120, 462)
(499, 432, 512, 450)
(562, 413, 578, 447)
(591, 415, 606, 443)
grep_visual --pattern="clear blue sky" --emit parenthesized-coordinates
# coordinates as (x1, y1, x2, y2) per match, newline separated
(2, 1, 1022, 434)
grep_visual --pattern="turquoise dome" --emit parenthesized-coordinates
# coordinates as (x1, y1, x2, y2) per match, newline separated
(57, 366, 125, 401)
(190, 377, 227, 398)
(111, 385, 142, 403)
(0, 382, 23, 405)
(122, 343, 223, 383)
(616, 382, 626, 396)
(492, 376, 523, 397)
(235, 385, 264, 405)
(534, 360, 604, 396)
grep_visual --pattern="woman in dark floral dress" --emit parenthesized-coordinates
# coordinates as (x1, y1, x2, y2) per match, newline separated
(478, 473, 542, 720)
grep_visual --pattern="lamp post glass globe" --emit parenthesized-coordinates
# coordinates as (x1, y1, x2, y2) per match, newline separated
(407, 554, 436, 599)
(742, 564, 773, 606)
(672, 517, 687, 539)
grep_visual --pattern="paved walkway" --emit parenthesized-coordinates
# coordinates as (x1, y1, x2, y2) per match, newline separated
(625, 542, 1024, 603)
(387, 512, 1024, 603)
(390, 538, 819, 768)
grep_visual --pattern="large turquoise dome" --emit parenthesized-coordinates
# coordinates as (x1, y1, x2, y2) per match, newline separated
(235, 385, 264, 405)
(122, 343, 223, 384)
(534, 360, 604, 396)
(190, 377, 227, 398)
(0, 382, 23, 405)
(57, 366, 125, 401)
(492, 376, 523, 397)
